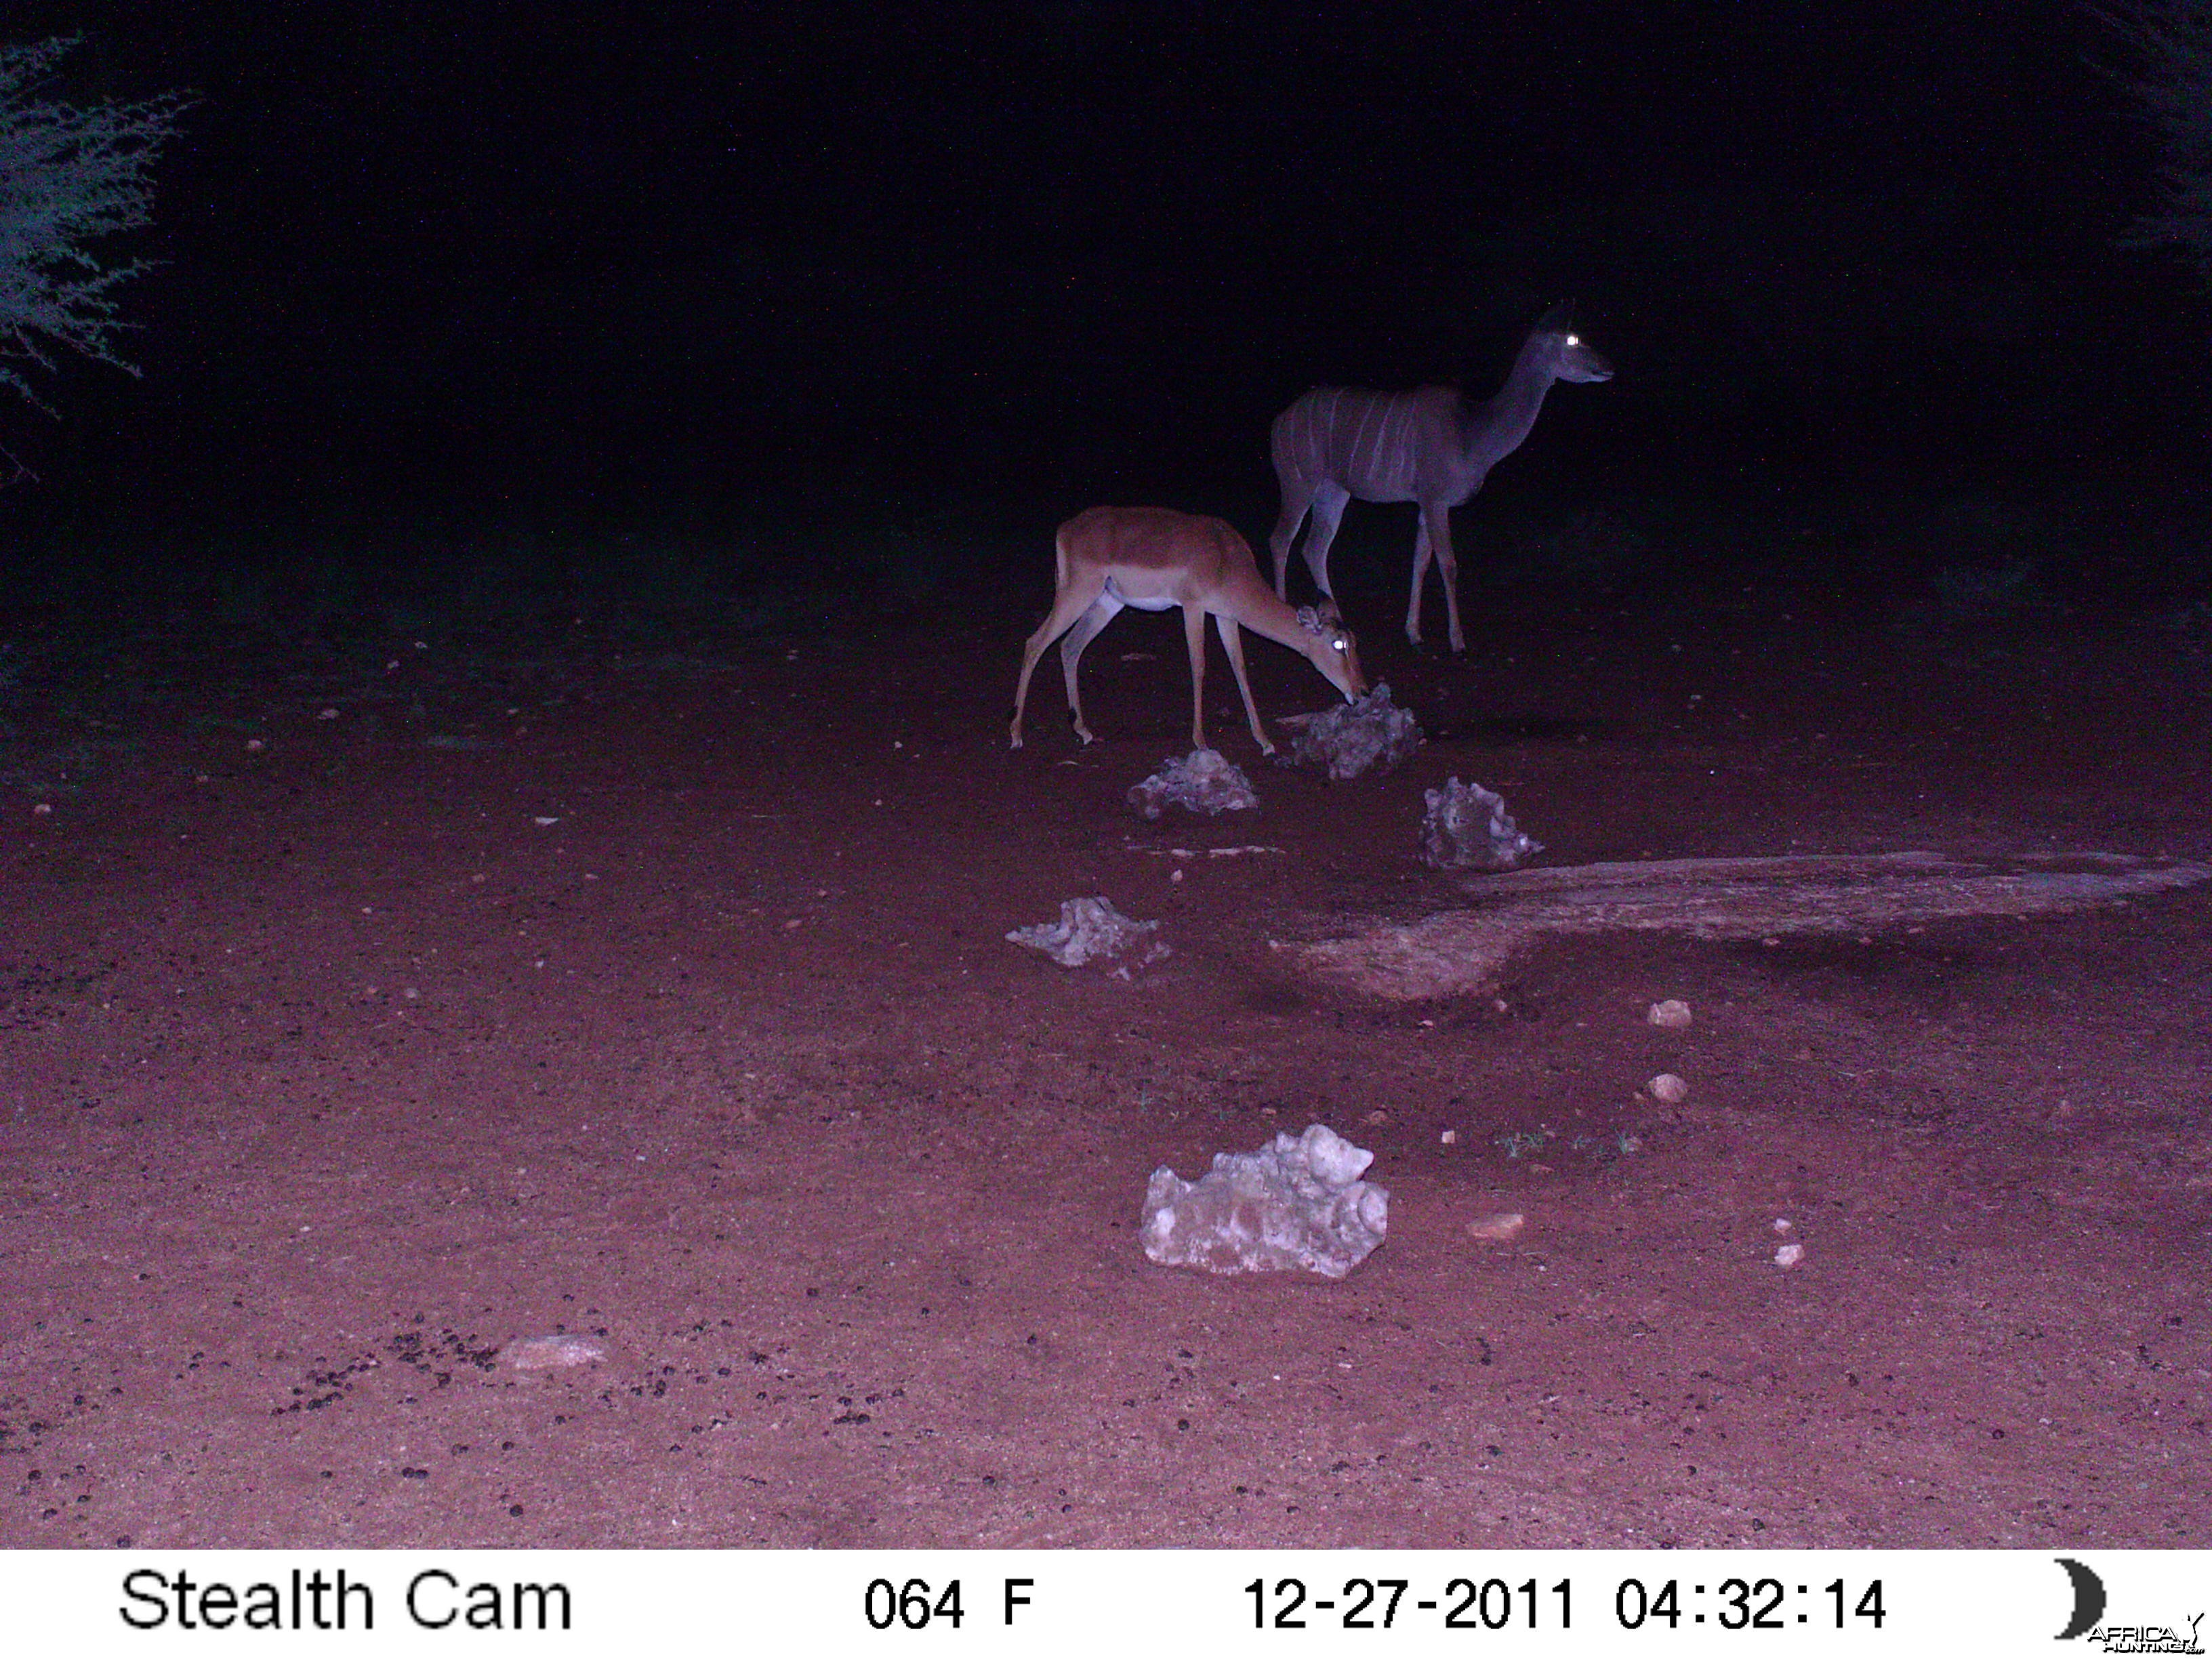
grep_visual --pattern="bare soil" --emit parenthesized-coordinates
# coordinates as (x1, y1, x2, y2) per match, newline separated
(3, 565, 2209, 1549)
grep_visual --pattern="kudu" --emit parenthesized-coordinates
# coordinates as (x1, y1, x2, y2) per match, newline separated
(1268, 304, 1613, 652)
(1010, 506, 1365, 756)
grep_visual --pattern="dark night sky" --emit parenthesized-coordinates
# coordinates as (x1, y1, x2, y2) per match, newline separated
(4, 1, 2199, 539)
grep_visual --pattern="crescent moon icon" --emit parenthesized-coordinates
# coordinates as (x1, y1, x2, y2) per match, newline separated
(2055, 1557, 2106, 1641)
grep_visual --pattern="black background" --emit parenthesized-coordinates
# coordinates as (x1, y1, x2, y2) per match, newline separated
(3, 2, 2203, 585)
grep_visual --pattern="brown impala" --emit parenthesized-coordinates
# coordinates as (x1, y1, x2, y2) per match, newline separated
(1010, 505, 1365, 756)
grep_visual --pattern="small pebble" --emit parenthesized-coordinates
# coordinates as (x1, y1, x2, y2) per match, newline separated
(1466, 1212, 1525, 1242)
(1647, 999, 1693, 1029)
(1774, 1243, 1804, 1269)
(1647, 1072, 1689, 1104)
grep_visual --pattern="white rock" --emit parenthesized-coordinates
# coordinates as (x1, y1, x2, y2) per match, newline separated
(1007, 897, 1164, 968)
(1126, 748, 1260, 820)
(1774, 1242, 1804, 1269)
(1142, 1123, 1388, 1279)
(1647, 1072, 1689, 1104)
(1647, 999, 1693, 1029)
(1419, 777, 1541, 871)
(1286, 681, 1423, 781)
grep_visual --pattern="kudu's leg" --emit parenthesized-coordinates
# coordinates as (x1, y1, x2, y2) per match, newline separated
(1406, 516, 1434, 647)
(1268, 487, 1313, 602)
(1213, 612, 1274, 756)
(1427, 501, 1467, 654)
(1407, 501, 1467, 651)
(1011, 576, 1111, 747)
(1297, 483, 1351, 605)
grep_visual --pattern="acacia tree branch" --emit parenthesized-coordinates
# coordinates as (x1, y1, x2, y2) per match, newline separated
(0, 33, 190, 412)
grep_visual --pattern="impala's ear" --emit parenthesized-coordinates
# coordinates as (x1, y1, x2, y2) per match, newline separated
(1295, 605, 1323, 634)
(1538, 300, 1575, 333)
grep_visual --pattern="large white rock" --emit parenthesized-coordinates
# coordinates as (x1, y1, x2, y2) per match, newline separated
(1126, 748, 1260, 820)
(1284, 681, 1422, 781)
(1141, 1123, 1389, 1279)
(1419, 777, 1542, 871)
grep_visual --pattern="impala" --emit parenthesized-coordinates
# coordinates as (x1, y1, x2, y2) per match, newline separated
(1010, 506, 1365, 756)
(1269, 303, 1613, 652)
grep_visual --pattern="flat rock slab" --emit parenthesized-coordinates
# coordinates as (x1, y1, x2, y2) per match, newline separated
(1294, 851, 2212, 1001)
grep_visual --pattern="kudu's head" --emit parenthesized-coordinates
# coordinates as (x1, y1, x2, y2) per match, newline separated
(1296, 600, 1366, 702)
(1533, 302, 1614, 384)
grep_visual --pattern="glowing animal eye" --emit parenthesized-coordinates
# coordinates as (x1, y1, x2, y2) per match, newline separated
(1565, 333, 1580, 346)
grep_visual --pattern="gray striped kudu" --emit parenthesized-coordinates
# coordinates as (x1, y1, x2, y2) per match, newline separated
(1268, 304, 1612, 652)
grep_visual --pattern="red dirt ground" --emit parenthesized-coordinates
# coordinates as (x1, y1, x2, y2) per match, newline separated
(3, 565, 2208, 1549)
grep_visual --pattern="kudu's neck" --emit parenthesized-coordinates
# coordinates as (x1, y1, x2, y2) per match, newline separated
(1462, 334, 1559, 472)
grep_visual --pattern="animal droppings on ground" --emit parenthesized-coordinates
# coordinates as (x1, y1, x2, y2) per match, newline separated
(1279, 681, 1423, 781)
(1419, 777, 1542, 870)
(1126, 748, 1259, 819)
(1142, 1123, 1389, 1279)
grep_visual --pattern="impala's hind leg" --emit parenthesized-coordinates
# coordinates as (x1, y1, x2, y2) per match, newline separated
(1054, 596, 1122, 745)
(1011, 572, 1110, 747)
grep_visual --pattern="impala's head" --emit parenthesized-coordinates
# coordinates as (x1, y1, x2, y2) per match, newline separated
(1534, 301, 1614, 384)
(1297, 601, 1366, 701)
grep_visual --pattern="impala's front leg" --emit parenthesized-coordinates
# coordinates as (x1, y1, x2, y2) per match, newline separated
(1182, 604, 1210, 752)
(1214, 613, 1275, 756)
